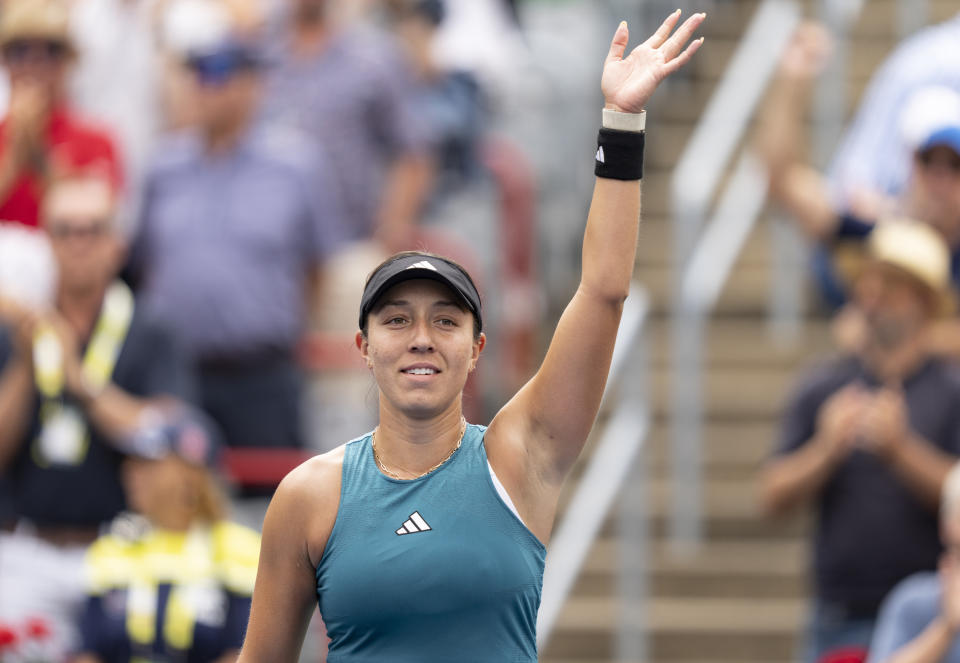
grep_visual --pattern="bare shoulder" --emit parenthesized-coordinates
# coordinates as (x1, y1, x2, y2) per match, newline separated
(267, 445, 347, 568)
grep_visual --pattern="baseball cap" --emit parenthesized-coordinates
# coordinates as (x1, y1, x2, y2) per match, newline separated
(124, 406, 222, 470)
(358, 252, 482, 331)
(918, 126, 960, 157)
(0, 0, 74, 52)
(900, 86, 960, 156)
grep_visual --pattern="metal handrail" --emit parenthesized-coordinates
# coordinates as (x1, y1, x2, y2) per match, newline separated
(669, 0, 802, 549)
(537, 283, 651, 651)
(897, 0, 929, 39)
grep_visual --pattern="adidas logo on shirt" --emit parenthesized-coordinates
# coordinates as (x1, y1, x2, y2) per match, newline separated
(406, 261, 438, 272)
(396, 511, 432, 536)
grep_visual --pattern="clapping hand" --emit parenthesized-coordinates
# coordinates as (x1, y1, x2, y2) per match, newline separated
(816, 384, 867, 461)
(857, 385, 909, 462)
(601, 11, 705, 114)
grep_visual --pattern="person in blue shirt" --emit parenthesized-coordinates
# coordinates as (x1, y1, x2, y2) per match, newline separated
(868, 463, 960, 663)
(237, 11, 705, 663)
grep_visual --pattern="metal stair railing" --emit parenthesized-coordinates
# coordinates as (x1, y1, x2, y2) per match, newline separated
(537, 283, 651, 656)
(670, 0, 802, 550)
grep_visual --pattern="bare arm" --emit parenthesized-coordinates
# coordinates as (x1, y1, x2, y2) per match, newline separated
(237, 452, 342, 663)
(79, 384, 157, 444)
(885, 434, 956, 509)
(755, 23, 840, 241)
(486, 13, 704, 538)
(881, 618, 954, 663)
(760, 433, 849, 515)
(0, 302, 39, 470)
(858, 388, 956, 510)
(375, 152, 434, 252)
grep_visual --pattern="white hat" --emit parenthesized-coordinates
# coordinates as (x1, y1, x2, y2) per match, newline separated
(0, 224, 57, 312)
(899, 85, 960, 155)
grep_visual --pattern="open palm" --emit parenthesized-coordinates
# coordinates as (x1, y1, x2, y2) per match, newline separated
(602, 11, 706, 114)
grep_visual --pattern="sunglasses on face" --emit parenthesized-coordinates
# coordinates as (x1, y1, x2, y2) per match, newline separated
(46, 220, 111, 241)
(916, 149, 960, 174)
(2, 39, 69, 63)
(187, 51, 258, 86)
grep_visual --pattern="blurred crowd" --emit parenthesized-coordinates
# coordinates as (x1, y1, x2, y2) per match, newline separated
(756, 10, 960, 663)
(3, 0, 960, 662)
(0, 0, 523, 660)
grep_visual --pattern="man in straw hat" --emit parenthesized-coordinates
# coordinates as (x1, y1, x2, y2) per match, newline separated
(761, 220, 960, 663)
(0, 0, 122, 228)
(757, 24, 960, 316)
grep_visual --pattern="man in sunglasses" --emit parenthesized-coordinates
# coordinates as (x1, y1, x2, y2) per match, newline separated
(0, 171, 194, 659)
(130, 35, 343, 454)
(0, 0, 122, 229)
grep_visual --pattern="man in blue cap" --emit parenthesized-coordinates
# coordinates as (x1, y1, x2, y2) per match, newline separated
(131, 34, 345, 452)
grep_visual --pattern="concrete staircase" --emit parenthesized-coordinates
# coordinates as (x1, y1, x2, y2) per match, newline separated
(538, 0, 960, 660)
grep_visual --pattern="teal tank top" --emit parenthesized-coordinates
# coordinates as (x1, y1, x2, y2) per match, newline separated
(316, 424, 547, 662)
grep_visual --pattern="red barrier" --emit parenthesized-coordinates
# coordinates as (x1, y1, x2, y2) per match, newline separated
(221, 447, 313, 487)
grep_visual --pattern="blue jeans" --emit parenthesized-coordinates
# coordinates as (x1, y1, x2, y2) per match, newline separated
(802, 599, 876, 663)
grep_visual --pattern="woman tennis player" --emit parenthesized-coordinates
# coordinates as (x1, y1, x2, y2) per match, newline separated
(238, 11, 705, 662)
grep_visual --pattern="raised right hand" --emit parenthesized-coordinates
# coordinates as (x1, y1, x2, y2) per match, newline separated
(778, 21, 833, 81)
(6, 81, 51, 166)
(601, 11, 705, 114)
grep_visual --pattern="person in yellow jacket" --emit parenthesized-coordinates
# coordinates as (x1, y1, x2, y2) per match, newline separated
(74, 403, 260, 663)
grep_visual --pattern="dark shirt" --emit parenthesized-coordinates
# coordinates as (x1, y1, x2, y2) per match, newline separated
(776, 355, 960, 615)
(0, 306, 193, 527)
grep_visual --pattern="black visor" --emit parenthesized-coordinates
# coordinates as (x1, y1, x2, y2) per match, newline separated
(359, 254, 482, 332)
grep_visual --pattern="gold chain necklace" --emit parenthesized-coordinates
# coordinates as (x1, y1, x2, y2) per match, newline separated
(372, 417, 467, 480)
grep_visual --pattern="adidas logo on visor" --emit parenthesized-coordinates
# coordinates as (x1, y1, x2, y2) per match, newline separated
(405, 261, 438, 271)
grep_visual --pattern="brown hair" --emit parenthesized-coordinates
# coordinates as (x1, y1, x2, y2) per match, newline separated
(183, 461, 228, 524)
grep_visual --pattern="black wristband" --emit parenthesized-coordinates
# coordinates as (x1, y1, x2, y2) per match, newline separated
(594, 128, 645, 180)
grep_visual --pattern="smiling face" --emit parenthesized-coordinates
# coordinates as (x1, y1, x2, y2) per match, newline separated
(357, 279, 484, 421)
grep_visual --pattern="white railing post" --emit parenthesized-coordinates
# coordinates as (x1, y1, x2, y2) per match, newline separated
(670, 0, 801, 550)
